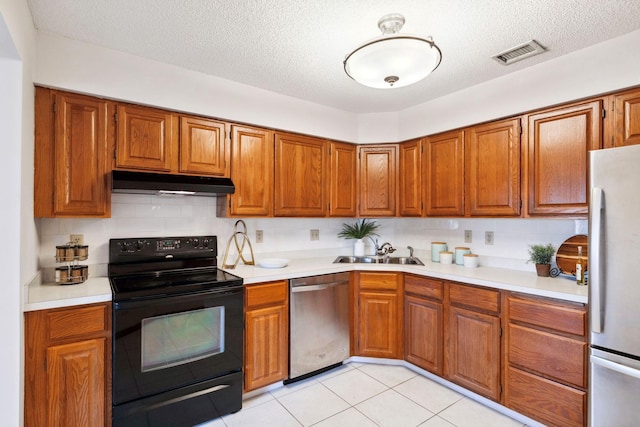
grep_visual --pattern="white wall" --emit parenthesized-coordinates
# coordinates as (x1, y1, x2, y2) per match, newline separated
(0, 0, 36, 424)
(399, 29, 640, 140)
(34, 32, 360, 142)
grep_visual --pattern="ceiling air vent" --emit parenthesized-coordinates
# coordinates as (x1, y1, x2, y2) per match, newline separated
(492, 40, 546, 65)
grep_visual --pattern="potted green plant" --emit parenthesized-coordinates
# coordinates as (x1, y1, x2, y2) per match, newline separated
(338, 219, 380, 256)
(527, 243, 556, 277)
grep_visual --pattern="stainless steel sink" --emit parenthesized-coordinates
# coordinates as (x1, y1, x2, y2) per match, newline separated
(333, 255, 424, 266)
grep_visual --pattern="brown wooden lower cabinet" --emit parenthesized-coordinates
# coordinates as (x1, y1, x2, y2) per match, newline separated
(244, 280, 289, 391)
(445, 282, 502, 401)
(354, 271, 403, 359)
(504, 292, 588, 427)
(24, 302, 111, 427)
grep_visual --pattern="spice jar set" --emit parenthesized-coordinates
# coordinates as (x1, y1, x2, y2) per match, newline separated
(54, 243, 89, 284)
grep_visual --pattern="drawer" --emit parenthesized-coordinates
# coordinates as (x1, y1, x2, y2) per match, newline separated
(246, 280, 288, 309)
(508, 323, 587, 388)
(358, 272, 400, 291)
(508, 293, 586, 337)
(506, 366, 586, 427)
(404, 275, 443, 301)
(448, 282, 500, 313)
(47, 304, 108, 341)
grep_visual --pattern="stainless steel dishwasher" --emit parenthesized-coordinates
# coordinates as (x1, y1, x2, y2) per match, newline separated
(288, 272, 350, 381)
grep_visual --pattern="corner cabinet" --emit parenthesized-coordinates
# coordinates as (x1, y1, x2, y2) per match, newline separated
(274, 132, 328, 217)
(34, 87, 113, 218)
(354, 272, 403, 359)
(465, 118, 521, 217)
(24, 302, 111, 427)
(244, 280, 289, 391)
(219, 125, 274, 217)
(525, 100, 602, 216)
(504, 292, 588, 427)
(445, 282, 502, 401)
(358, 145, 398, 217)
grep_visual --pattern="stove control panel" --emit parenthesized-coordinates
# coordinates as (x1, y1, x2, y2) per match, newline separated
(109, 236, 217, 262)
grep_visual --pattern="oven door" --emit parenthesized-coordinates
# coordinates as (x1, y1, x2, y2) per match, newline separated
(112, 286, 244, 406)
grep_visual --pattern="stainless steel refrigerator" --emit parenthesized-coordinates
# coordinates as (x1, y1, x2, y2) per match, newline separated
(589, 144, 640, 426)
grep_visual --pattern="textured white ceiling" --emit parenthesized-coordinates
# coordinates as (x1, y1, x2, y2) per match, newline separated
(26, 0, 640, 113)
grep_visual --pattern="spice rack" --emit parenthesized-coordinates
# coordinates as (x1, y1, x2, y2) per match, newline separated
(54, 243, 89, 285)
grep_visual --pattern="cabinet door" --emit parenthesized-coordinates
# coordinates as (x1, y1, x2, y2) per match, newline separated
(526, 100, 602, 216)
(405, 295, 443, 375)
(116, 104, 179, 172)
(423, 130, 464, 216)
(35, 88, 112, 217)
(612, 88, 640, 147)
(179, 116, 228, 176)
(226, 125, 274, 216)
(329, 141, 357, 217)
(47, 339, 106, 427)
(357, 291, 401, 358)
(466, 119, 521, 217)
(399, 139, 423, 216)
(446, 306, 501, 400)
(244, 305, 288, 391)
(358, 145, 397, 216)
(274, 133, 327, 216)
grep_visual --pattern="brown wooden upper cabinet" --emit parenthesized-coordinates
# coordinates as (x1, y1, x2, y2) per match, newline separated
(465, 118, 521, 217)
(115, 104, 179, 172)
(399, 139, 423, 216)
(274, 132, 328, 217)
(329, 141, 357, 217)
(220, 125, 274, 217)
(358, 144, 397, 217)
(34, 87, 112, 218)
(612, 87, 640, 147)
(423, 130, 465, 217)
(525, 100, 602, 216)
(179, 116, 229, 176)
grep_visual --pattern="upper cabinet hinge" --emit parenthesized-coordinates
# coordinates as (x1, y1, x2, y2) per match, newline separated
(518, 124, 523, 135)
(52, 101, 56, 113)
(114, 112, 118, 123)
(601, 108, 606, 119)
(519, 199, 523, 209)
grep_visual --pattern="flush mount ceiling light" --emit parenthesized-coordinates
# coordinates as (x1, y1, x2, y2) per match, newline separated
(343, 13, 442, 89)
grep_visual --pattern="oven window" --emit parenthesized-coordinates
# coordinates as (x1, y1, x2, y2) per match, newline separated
(141, 306, 225, 372)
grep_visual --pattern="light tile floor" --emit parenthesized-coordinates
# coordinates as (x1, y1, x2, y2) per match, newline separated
(199, 362, 530, 427)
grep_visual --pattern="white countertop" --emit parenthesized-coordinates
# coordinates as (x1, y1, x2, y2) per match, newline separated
(24, 253, 588, 312)
(25, 276, 112, 312)
(228, 254, 588, 304)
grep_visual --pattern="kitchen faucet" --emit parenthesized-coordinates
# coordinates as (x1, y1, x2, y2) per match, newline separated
(407, 246, 414, 259)
(368, 237, 396, 256)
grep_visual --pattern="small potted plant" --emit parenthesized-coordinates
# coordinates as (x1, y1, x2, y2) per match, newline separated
(527, 243, 556, 277)
(338, 219, 380, 256)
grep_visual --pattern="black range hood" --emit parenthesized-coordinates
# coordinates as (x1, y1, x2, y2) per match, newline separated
(112, 170, 235, 197)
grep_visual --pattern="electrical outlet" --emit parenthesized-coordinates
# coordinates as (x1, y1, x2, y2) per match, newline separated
(310, 229, 320, 241)
(70, 234, 84, 245)
(485, 231, 494, 245)
(464, 230, 472, 243)
(255, 230, 263, 243)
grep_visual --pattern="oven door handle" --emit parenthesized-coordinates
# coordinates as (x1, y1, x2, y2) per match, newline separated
(114, 287, 243, 310)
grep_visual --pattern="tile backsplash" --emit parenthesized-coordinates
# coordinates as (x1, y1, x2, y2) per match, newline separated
(37, 193, 588, 279)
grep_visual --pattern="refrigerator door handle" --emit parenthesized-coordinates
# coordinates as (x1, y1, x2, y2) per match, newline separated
(590, 187, 604, 333)
(591, 355, 640, 380)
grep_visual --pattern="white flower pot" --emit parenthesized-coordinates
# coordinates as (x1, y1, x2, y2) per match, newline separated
(354, 239, 365, 256)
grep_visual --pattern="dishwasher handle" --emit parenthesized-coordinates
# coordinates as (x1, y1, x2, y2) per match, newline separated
(291, 280, 349, 293)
